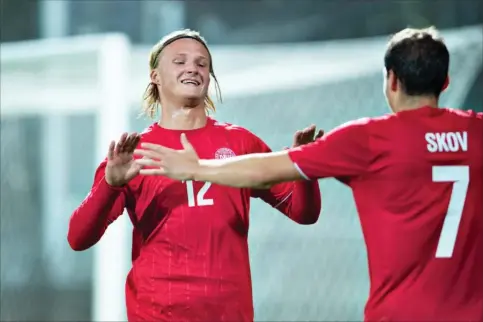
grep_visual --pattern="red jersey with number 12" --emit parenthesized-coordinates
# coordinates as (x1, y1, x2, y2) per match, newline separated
(68, 117, 321, 322)
(288, 107, 483, 321)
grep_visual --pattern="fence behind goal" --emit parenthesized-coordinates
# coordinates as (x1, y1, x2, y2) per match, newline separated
(1, 26, 481, 321)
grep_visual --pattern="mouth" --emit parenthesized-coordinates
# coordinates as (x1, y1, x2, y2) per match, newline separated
(180, 79, 201, 86)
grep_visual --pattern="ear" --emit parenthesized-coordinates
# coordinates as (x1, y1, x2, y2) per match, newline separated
(388, 70, 398, 92)
(441, 75, 450, 92)
(150, 69, 161, 86)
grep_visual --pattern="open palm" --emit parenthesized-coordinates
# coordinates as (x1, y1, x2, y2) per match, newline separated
(105, 132, 142, 186)
(134, 133, 200, 181)
(292, 124, 324, 147)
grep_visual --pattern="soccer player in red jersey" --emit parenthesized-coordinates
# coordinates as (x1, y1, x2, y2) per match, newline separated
(67, 30, 322, 322)
(136, 27, 483, 321)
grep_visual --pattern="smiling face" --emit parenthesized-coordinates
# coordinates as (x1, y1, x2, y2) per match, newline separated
(151, 37, 211, 106)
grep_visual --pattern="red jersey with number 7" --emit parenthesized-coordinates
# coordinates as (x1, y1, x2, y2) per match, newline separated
(288, 106, 483, 321)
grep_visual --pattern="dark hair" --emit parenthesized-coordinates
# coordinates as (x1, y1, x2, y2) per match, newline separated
(384, 27, 449, 97)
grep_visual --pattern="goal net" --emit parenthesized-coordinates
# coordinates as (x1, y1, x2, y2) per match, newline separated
(1, 25, 481, 321)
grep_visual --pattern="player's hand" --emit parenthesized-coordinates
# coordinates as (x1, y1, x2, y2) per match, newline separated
(134, 133, 199, 181)
(105, 132, 142, 187)
(292, 124, 324, 148)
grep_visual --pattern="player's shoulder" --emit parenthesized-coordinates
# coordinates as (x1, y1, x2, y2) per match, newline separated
(211, 119, 260, 139)
(138, 122, 159, 139)
(329, 117, 373, 136)
(137, 122, 180, 143)
(130, 123, 175, 150)
(439, 108, 483, 132)
(212, 119, 251, 133)
(210, 118, 268, 153)
(442, 107, 483, 120)
(442, 107, 478, 117)
(339, 117, 374, 128)
(325, 116, 398, 146)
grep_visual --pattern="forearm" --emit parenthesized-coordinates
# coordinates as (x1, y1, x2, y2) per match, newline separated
(194, 150, 300, 188)
(67, 177, 124, 251)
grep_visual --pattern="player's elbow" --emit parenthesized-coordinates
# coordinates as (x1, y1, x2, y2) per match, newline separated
(289, 194, 321, 225)
(67, 234, 90, 251)
(304, 199, 322, 225)
(67, 225, 100, 251)
(68, 241, 88, 252)
(67, 219, 99, 251)
(292, 209, 320, 225)
(300, 213, 320, 225)
(67, 232, 100, 251)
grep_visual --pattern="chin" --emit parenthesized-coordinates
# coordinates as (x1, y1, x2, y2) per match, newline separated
(180, 90, 205, 100)
(179, 95, 205, 107)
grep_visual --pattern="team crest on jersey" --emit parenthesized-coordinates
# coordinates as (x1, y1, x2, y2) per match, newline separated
(215, 148, 236, 159)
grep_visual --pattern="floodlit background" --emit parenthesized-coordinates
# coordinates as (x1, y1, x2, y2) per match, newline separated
(1, 1, 482, 321)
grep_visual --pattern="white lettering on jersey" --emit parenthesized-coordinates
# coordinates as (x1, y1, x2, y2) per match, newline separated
(425, 131, 468, 153)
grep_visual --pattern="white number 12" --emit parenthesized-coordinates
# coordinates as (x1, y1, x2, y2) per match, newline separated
(185, 181, 214, 207)
(432, 165, 469, 258)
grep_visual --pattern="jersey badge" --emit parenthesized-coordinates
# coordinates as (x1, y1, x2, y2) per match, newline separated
(214, 148, 236, 159)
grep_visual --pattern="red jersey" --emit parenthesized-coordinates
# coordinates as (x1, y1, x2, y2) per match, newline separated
(68, 117, 320, 322)
(288, 107, 483, 321)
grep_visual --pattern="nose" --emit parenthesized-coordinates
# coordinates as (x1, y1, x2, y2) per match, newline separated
(185, 61, 199, 75)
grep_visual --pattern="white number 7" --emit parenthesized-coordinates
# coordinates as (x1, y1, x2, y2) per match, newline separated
(432, 165, 469, 258)
(185, 181, 214, 207)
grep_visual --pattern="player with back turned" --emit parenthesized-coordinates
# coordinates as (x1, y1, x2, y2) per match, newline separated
(136, 27, 483, 321)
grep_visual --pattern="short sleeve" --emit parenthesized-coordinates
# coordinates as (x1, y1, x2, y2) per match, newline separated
(287, 118, 372, 182)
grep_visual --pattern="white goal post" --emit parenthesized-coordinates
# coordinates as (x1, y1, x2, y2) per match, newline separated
(1, 33, 132, 321)
(1, 25, 481, 321)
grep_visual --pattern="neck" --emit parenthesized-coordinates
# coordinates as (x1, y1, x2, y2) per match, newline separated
(158, 101, 208, 130)
(394, 95, 439, 113)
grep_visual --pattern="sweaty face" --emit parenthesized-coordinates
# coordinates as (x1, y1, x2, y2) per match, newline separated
(156, 38, 211, 104)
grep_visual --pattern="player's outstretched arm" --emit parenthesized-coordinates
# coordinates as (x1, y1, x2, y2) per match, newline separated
(136, 119, 371, 188)
(199, 151, 302, 188)
(135, 133, 303, 188)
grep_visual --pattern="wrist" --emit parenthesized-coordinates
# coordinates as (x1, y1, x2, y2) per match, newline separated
(191, 160, 204, 181)
(100, 177, 126, 193)
(104, 176, 126, 188)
